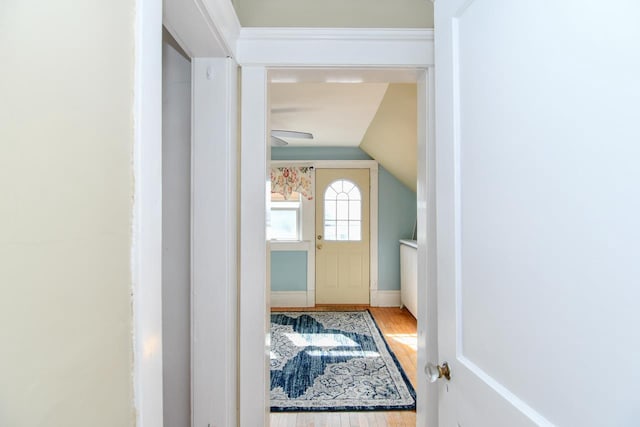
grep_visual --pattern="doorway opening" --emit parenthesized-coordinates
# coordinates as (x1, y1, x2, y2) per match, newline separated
(265, 68, 427, 424)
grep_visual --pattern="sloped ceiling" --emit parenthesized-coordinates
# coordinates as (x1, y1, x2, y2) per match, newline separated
(269, 81, 418, 192)
(270, 83, 389, 147)
(359, 84, 417, 191)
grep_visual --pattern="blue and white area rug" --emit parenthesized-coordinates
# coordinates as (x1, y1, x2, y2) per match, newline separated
(270, 311, 416, 412)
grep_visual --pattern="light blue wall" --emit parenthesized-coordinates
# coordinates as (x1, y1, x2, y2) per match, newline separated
(271, 251, 308, 291)
(270, 147, 416, 292)
(378, 167, 417, 290)
(271, 146, 372, 161)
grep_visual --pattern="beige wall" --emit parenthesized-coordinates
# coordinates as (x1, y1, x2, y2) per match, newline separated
(233, 0, 433, 28)
(0, 1, 135, 426)
(360, 84, 417, 191)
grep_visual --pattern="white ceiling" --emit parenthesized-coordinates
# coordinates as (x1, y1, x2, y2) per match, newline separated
(269, 68, 423, 84)
(269, 83, 389, 147)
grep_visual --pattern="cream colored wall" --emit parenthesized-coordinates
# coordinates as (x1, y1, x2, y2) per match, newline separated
(360, 84, 417, 191)
(0, 1, 135, 426)
(233, 0, 433, 28)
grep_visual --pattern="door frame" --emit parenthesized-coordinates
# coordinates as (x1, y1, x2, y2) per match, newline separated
(132, 0, 164, 425)
(138, 1, 437, 425)
(238, 29, 436, 426)
(134, 0, 240, 425)
(271, 160, 379, 306)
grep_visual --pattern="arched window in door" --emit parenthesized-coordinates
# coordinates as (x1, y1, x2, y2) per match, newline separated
(323, 179, 362, 241)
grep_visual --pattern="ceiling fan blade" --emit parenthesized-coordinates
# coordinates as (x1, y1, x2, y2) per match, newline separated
(271, 136, 288, 146)
(270, 107, 313, 114)
(271, 130, 314, 139)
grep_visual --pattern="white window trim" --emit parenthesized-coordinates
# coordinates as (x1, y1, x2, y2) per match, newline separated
(269, 196, 302, 241)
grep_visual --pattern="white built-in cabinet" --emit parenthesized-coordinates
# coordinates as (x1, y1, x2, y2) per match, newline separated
(400, 240, 418, 318)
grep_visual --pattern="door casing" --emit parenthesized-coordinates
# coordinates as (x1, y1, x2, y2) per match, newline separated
(145, 3, 437, 426)
(238, 33, 436, 426)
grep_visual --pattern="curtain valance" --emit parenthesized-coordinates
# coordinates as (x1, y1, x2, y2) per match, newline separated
(270, 166, 314, 200)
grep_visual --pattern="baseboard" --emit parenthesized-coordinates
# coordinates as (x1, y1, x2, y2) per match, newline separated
(306, 289, 315, 307)
(271, 291, 312, 308)
(272, 290, 399, 307)
(370, 290, 401, 307)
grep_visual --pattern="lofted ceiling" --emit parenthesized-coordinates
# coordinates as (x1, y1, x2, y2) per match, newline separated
(269, 80, 418, 191)
(270, 83, 389, 147)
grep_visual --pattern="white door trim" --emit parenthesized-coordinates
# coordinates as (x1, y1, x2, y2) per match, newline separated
(417, 67, 438, 427)
(191, 58, 239, 427)
(239, 31, 435, 425)
(239, 66, 270, 427)
(158, 6, 438, 427)
(160, 0, 241, 426)
(237, 28, 433, 67)
(271, 160, 379, 305)
(133, 0, 163, 425)
(163, 0, 240, 58)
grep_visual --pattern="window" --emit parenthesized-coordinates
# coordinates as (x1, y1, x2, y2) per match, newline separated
(324, 179, 361, 241)
(268, 191, 301, 240)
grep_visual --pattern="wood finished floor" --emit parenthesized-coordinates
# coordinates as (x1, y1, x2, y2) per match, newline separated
(270, 306, 418, 427)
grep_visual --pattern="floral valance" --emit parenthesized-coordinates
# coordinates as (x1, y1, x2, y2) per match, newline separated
(270, 166, 314, 200)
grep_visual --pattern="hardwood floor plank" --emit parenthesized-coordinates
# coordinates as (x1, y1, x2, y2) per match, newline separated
(298, 412, 315, 427)
(271, 413, 284, 427)
(373, 412, 387, 427)
(339, 412, 351, 427)
(359, 412, 374, 426)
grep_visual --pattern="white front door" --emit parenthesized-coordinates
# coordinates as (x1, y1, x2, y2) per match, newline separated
(315, 168, 370, 304)
(434, 1, 640, 426)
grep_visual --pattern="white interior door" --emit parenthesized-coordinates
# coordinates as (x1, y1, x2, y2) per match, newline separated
(315, 168, 370, 304)
(434, 1, 640, 426)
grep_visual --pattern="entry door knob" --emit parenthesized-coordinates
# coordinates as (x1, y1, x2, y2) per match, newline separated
(426, 362, 451, 383)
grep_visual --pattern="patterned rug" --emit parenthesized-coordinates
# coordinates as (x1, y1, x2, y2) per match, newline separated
(270, 310, 416, 412)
